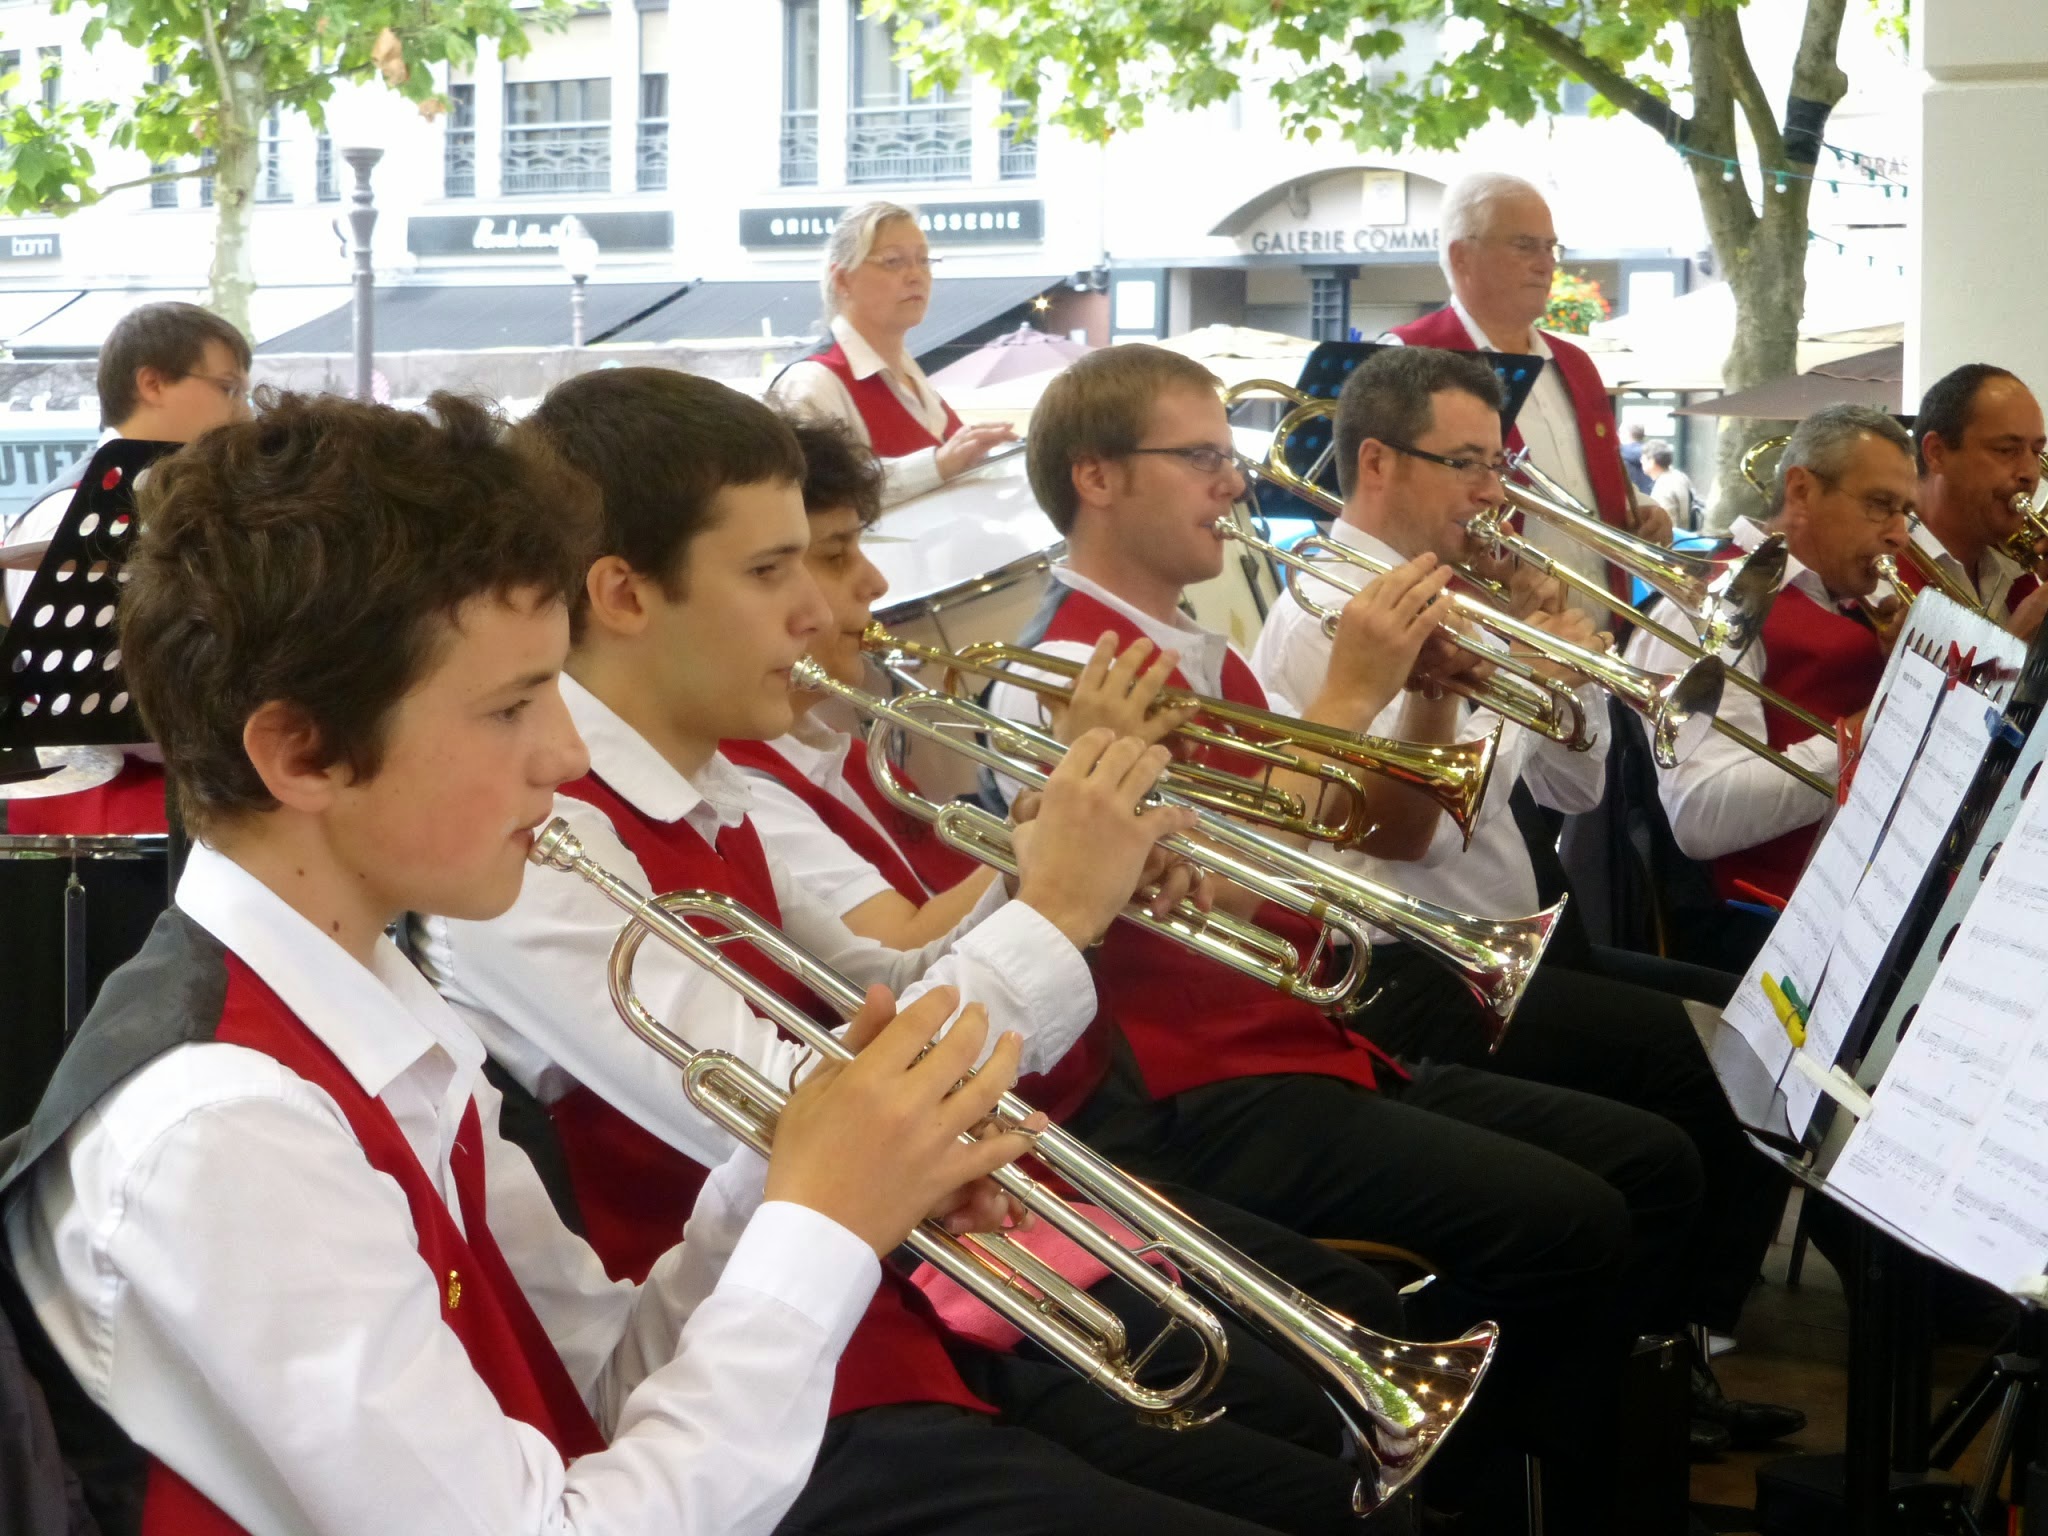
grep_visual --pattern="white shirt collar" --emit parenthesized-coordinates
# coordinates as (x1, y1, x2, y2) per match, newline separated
(1732, 516, 1837, 610)
(559, 671, 753, 834)
(1448, 293, 1554, 361)
(175, 841, 480, 1099)
(1050, 565, 1230, 690)
(765, 713, 853, 791)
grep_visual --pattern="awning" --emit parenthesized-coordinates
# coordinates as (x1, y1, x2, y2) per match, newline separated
(0, 289, 85, 347)
(600, 274, 1064, 358)
(256, 281, 694, 353)
(1675, 345, 1903, 417)
(6, 286, 356, 357)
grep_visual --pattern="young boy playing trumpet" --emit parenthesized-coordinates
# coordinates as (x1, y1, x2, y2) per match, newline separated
(423, 367, 1415, 1535)
(1, 391, 1038, 1536)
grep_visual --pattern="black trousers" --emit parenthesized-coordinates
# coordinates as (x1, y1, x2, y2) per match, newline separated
(774, 1182, 1408, 1536)
(1066, 1058, 1702, 1534)
(1355, 942, 1789, 1333)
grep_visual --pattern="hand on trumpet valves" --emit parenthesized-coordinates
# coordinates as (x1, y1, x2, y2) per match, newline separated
(767, 983, 1042, 1256)
(1508, 606, 1611, 689)
(1053, 633, 1199, 748)
(1407, 608, 1494, 698)
(1010, 728, 1200, 949)
(1309, 551, 1456, 732)
(1499, 561, 1570, 622)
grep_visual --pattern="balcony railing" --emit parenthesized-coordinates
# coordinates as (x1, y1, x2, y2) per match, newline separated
(847, 101, 970, 184)
(256, 137, 291, 202)
(779, 108, 818, 187)
(444, 126, 476, 198)
(503, 121, 609, 195)
(150, 163, 177, 209)
(998, 97, 1036, 180)
(636, 117, 667, 191)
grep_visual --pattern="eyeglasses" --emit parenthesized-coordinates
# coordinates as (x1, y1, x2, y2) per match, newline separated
(186, 372, 250, 402)
(1380, 439, 1512, 482)
(1480, 235, 1566, 265)
(867, 253, 940, 276)
(1125, 444, 1241, 476)
(1810, 472, 1911, 525)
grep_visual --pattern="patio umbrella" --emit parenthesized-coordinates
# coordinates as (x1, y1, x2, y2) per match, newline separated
(930, 324, 1095, 389)
(1675, 344, 1903, 417)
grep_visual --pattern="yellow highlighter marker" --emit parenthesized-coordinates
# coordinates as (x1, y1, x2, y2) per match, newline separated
(1761, 973, 1807, 1047)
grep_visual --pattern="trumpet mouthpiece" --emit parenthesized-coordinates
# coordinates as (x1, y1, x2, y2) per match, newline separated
(528, 817, 584, 870)
(790, 657, 829, 689)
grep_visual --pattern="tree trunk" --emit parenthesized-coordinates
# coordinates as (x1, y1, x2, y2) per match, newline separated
(206, 66, 265, 342)
(1707, 211, 1807, 531)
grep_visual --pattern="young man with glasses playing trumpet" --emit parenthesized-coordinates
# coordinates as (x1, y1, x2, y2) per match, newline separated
(422, 366, 1426, 1536)
(981, 341, 1710, 1533)
(1252, 343, 1806, 1454)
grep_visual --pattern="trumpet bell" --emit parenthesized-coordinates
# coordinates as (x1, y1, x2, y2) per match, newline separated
(1645, 655, 1728, 768)
(1707, 533, 1788, 656)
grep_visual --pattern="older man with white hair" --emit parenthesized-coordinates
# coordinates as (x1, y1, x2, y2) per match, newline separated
(1388, 172, 1669, 619)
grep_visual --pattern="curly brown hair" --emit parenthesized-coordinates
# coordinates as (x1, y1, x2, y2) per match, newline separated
(786, 414, 885, 527)
(119, 388, 597, 835)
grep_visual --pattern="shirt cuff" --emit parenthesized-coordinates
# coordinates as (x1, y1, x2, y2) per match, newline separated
(720, 1201, 881, 1352)
(957, 901, 1094, 1040)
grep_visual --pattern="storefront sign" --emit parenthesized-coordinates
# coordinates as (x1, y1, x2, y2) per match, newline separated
(740, 200, 1044, 248)
(1244, 224, 1439, 257)
(406, 211, 674, 257)
(0, 232, 60, 262)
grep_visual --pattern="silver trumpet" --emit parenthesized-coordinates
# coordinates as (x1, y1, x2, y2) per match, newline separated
(1221, 522, 1727, 769)
(799, 656, 1565, 1036)
(527, 819, 1500, 1512)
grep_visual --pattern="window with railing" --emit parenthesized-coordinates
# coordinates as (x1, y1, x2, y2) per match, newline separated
(780, 0, 819, 186)
(998, 95, 1036, 180)
(637, 73, 667, 191)
(848, 5, 967, 184)
(444, 83, 475, 197)
(315, 133, 337, 201)
(146, 65, 177, 207)
(256, 106, 291, 202)
(37, 46, 58, 109)
(504, 77, 609, 195)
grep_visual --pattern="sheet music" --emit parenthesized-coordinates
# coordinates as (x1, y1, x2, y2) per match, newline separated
(1781, 682, 1998, 1135)
(1724, 650, 1950, 1080)
(1830, 778, 2048, 1291)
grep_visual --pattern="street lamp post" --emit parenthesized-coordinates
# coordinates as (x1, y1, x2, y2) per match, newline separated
(559, 216, 600, 349)
(342, 146, 384, 400)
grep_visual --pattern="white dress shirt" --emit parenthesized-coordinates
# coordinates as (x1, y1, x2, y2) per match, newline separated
(5, 841, 880, 1536)
(770, 315, 951, 506)
(416, 674, 1094, 1170)
(1623, 518, 1840, 861)
(1911, 515, 2027, 622)
(3, 427, 116, 616)
(1248, 519, 1611, 932)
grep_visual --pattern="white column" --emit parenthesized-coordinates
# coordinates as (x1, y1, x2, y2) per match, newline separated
(473, 38, 506, 200)
(1907, 0, 2048, 400)
(610, 1, 641, 196)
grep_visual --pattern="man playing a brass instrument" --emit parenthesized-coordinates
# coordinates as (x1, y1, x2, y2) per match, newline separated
(1628, 404, 1913, 937)
(1911, 363, 2048, 642)
(1250, 343, 1806, 1453)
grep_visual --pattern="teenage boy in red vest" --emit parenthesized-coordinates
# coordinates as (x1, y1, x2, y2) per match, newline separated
(1909, 363, 2048, 641)
(1387, 172, 1668, 616)
(1627, 404, 1913, 918)
(0, 390, 1045, 1536)
(425, 369, 1394, 1536)
(980, 343, 1714, 1530)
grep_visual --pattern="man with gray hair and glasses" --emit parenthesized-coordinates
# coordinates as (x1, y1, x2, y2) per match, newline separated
(1626, 405, 1913, 947)
(1387, 172, 1668, 623)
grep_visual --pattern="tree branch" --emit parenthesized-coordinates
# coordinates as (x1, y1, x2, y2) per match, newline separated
(1716, 13, 1784, 164)
(1497, 4, 1688, 145)
(97, 162, 216, 194)
(197, 3, 236, 117)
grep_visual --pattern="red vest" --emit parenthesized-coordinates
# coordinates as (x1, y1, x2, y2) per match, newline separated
(553, 771, 992, 1420)
(808, 341, 963, 458)
(142, 952, 606, 1534)
(720, 736, 1112, 1121)
(1038, 590, 1401, 1098)
(1711, 583, 1886, 904)
(6, 756, 170, 836)
(1390, 307, 1633, 603)
(1892, 538, 2042, 624)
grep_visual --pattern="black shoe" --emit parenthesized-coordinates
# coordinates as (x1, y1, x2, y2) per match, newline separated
(1690, 1416, 1733, 1460)
(1692, 1360, 1807, 1448)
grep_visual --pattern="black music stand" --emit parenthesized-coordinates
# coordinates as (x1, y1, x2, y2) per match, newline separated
(0, 438, 180, 1061)
(1254, 341, 1544, 522)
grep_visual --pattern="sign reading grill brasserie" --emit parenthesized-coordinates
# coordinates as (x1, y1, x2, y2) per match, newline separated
(407, 211, 674, 258)
(740, 201, 1044, 249)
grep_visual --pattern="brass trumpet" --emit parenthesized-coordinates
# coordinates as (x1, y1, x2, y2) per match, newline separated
(528, 821, 1501, 1511)
(861, 622, 1500, 850)
(1222, 523, 1727, 769)
(802, 657, 1566, 1033)
(2001, 479, 2048, 575)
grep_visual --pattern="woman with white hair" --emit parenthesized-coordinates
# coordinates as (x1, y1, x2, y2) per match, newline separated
(772, 200, 1016, 506)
